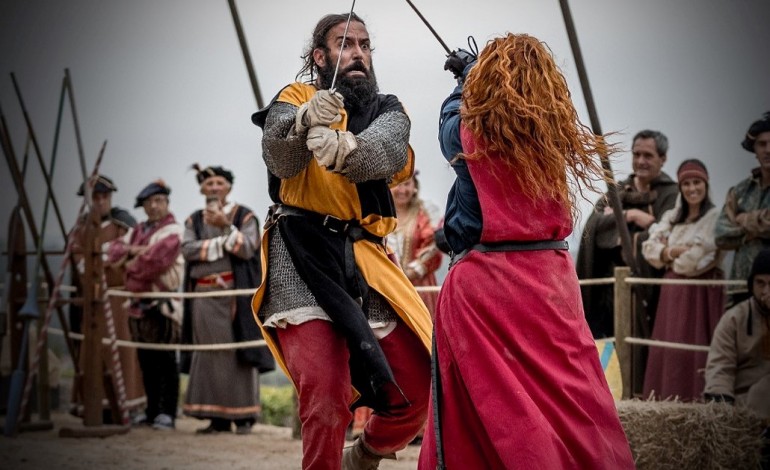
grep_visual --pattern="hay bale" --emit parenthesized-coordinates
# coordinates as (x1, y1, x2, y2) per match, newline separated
(617, 400, 765, 470)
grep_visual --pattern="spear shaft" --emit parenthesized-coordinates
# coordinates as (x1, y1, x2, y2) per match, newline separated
(227, 0, 264, 109)
(557, 0, 637, 274)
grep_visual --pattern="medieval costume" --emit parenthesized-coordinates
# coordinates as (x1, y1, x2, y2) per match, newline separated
(419, 34, 633, 469)
(107, 180, 184, 429)
(387, 199, 442, 315)
(181, 166, 273, 433)
(69, 175, 146, 418)
(704, 249, 770, 420)
(642, 165, 724, 401)
(576, 172, 679, 338)
(715, 170, 770, 283)
(715, 112, 770, 291)
(252, 79, 432, 468)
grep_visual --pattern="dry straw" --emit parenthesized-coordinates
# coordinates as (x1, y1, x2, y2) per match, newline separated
(617, 399, 765, 469)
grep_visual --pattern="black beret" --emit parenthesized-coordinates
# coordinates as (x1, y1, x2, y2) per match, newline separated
(741, 112, 770, 153)
(134, 180, 171, 208)
(192, 164, 234, 185)
(77, 175, 117, 196)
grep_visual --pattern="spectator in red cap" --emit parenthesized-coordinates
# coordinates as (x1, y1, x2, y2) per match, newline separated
(642, 159, 725, 401)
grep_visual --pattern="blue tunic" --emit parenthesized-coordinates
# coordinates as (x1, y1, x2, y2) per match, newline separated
(438, 76, 482, 254)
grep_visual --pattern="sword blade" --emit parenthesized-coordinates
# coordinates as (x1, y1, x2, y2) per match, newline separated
(330, 0, 357, 91)
(404, 0, 451, 55)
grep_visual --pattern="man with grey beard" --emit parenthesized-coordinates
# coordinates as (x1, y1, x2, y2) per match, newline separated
(251, 12, 432, 470)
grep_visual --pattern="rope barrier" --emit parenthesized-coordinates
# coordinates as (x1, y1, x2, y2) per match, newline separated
(625, 277, 745, 287)
(6, 275, 750, 299)
(15, 274, 744, 363)
(46, 327, 267, 351)
(105, 288, 255, 299)
(623, 336, 710, 352)
(415, 285, 441, 293)
(578, 277, 615, 286)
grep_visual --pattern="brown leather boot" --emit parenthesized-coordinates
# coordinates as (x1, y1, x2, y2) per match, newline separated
(341, 437, 396, 470)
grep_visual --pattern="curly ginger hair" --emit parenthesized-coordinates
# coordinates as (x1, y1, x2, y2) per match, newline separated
(461, 33, 614, 220)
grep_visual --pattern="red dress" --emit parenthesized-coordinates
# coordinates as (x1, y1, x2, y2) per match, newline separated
(418, 128, 634, 469)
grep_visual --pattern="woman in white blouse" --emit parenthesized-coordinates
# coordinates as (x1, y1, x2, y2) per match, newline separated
(641, 159, 725, 401)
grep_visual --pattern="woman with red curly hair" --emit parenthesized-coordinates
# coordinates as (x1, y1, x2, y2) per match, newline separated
(418, 34, 634, 469)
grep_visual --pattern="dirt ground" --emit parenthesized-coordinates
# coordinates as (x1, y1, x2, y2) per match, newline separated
(0, 411, 421, 470)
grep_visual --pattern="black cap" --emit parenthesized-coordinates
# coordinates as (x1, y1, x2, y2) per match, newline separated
(134, 180, 171, 208)
(748, 249, 770, 293)
(741, 112, 770, 153)
(77, 175, 117, 196)
(191, 164, 234, 185)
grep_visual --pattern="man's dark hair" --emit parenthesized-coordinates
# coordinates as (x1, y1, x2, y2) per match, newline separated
(296, 13, 366, 83)
(633, 129, 669, 157)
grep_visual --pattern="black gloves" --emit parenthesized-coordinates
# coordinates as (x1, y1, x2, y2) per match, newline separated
(444, 48, 477, 82)
(433, 228, 452, 255)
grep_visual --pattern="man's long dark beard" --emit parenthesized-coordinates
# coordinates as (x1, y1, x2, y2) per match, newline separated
(317, 57, 378, 113)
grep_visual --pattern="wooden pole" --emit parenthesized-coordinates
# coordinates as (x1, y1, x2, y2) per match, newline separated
(558, 0, 637, 273)
(80, 207, 105, 426)
(10, 73, 68, 242)
(613, 266, 632, 399)
(0, 102, 79, 376)
(227, 0, 264, 109)
(64, 68, 88, 182)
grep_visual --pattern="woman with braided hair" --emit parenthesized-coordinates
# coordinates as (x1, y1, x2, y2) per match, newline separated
(418, 34, 634, 469)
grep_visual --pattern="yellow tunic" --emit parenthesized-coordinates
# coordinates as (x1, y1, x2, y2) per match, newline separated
(251, 83, 432, 393)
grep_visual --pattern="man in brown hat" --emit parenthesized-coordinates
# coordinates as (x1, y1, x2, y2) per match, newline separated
(715, 112, 770, 294)
(69, 174, 146, 421)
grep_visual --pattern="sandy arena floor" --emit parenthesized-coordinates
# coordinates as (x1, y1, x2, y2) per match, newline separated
(0, 411, 421, 470)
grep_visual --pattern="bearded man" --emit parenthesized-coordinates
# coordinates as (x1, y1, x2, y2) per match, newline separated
(251, 12, 432, 470)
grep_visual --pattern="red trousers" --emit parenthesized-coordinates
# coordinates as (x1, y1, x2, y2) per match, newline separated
(276, 319, 431, 470)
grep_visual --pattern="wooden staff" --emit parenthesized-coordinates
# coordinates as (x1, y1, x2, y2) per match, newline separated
(1, 82, 80, 369)
(557, 0, 637, 274)
(64, 68, 88, 182)
(1, 134, 31, 365)
(3, 77, 69, 433)
(0, 103, 79, 360)
(18, 142, 121, 429)
(10, 73, 68, 243)
(227, 0, 264, 109)
(558, 0, 652, 395)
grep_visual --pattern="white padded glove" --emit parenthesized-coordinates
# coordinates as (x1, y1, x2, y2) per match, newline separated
(295, 90, 344, 133)
(306, 126, 358, 172)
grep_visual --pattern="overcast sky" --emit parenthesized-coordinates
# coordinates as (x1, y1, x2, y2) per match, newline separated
(1, 0, 768, 262)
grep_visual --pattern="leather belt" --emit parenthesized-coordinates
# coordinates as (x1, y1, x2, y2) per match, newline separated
(450, 239, 569, 268)
(266, 203, 385, 245)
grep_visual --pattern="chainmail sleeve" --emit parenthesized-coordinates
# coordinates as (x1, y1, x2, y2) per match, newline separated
(262, 102, 313, 179)
(342, 110, 411, 183)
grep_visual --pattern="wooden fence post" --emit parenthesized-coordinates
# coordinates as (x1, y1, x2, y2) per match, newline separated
(613, 266, 632, 399)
